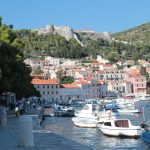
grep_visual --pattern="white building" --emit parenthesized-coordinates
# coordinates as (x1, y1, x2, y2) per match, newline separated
(59, 84, 82, 102)
(31, 79, 60, 102)
(45, 56, 61, 66)
(61, 59, 78, 67)
(103, 70, 125, 80)
(107, 80, 132, 96)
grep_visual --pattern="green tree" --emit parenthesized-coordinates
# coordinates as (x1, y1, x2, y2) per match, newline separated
(60, 76, 74, 84)
(147, 79, 150, 94)
(0, 21, 40, 99)
(140, 66, 149, 80)
(33, 66, 43, 74)
(0, 16, 2, 26)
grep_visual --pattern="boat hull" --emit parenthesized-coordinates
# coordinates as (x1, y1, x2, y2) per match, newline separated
(97, 124, 142, 138)
(140, 132, 150, 143)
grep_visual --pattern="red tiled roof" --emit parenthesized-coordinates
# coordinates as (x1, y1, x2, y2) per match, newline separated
(31, 79, 59, 85)
(60, 84, 79, 88)
(31, 74, 44, 77)
(98, 80, 103, 84)
(103, 64, 112, 67)
(99, 70, 105, 74)
(130, 69, 140, 76)
(84, 77, 93, 81)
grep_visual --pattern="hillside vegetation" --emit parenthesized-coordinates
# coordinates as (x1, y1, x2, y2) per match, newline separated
(112, 22, 150, 46)
(15, 29, 150, 62)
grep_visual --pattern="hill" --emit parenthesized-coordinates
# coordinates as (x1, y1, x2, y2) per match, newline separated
(112, 22, 150, 46)
(15, 23, 150, 62)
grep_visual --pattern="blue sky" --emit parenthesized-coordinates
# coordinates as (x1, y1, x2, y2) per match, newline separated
(0, 0, 150, 33)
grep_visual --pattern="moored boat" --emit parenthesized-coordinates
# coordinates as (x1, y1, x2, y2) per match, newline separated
(140, 131, 150, 143)
(75, 103, 97, 119)
(53, 105, 75, 117)
(72, 117, 98, 128)
(136, 94, 150, 101)
(97, 119, 142, 138)
(72, 109, 118, 128)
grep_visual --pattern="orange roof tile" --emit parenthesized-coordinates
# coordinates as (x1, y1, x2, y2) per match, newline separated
(98, 80, 103, 84)
(84, 77, 93, 81)
(31, 74, 44, 77)
(103, 64, 112, 67)
(31, 79, 59, 85)
(60, 84, 79, 88)
(130, 69, 140, 75)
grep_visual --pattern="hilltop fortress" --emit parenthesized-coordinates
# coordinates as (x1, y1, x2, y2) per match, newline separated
(34, 25, 112, 46)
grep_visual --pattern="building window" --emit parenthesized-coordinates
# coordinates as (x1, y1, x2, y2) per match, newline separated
(37, 86, 39, 88)
(52, 85, 53, 88)
(52, 91, 54, 94)
(47, 91, 49, 94)
(136, 79, 138, 82)
(43, 91, 45, 94)
(56, 91, 58, 94)
(43, 85, 45, 88)
(56, 85, 57, 88)
(47, 85, 49, 88)
(137, 84, 138, 87)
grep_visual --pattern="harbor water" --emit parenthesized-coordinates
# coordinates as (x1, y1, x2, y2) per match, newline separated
(33, 101, 150, 150)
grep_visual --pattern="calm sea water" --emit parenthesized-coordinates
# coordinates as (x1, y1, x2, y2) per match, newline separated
(35, 101, 150, 150)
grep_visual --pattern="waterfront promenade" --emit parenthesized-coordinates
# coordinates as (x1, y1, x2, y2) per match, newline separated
(0, 111, 91, 150)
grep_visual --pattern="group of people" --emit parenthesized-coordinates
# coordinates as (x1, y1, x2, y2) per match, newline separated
(0, 105, 7, 129)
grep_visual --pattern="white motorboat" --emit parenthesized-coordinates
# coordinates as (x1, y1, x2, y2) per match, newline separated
(97, 119, 142, 138)
(117, 108, 142, 114)
(53, 105, 75, 117)
(72, 117, 98, 128)
(72, 110, 118, 128)
(75, 103, 97, 119)
(136, 94, 150, 101)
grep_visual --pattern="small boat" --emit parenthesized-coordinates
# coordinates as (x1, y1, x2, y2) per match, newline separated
(104, 102, 120, 110)
(117, 106, 142, 114)
(140, 132, 150, 143)
(72, 117, 98, 128)
(72, 110, 118, 128)
(97, 119, 142, 138)
(75, 103, 97, 119)
(53, 105, 75, 117)
(136, 94, 150, 101)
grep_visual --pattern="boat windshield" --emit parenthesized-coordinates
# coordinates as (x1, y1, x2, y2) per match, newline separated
(104, 122, 111, 126)
(115, 120, 129, 128)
